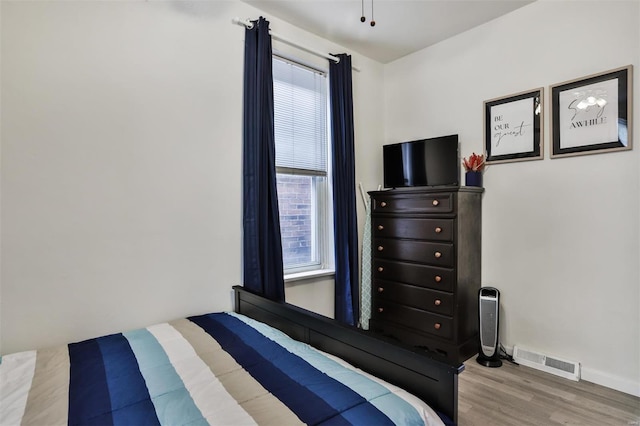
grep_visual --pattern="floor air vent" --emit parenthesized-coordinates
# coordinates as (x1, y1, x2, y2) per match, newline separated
(513, 346, 580, 381)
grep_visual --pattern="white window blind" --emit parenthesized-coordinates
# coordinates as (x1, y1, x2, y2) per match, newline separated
(273, 57, 327, 175)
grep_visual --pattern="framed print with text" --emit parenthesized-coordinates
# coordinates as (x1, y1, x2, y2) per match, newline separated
(484, 88, 543, 164)
(550, 65, 633, 158)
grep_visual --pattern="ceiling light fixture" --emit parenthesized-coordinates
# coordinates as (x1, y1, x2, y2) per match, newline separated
(370, 0, 375, 26)
(360, 0, 375, 27)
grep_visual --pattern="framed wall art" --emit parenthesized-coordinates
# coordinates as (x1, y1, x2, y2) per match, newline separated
(550, 65, 633, 158)
(484, 88, 543, 164)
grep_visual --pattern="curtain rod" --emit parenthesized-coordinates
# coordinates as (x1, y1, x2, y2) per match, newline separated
(232, 17, 361, 72)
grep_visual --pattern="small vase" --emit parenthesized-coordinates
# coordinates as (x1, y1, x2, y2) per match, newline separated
(465, 171, 483, 187)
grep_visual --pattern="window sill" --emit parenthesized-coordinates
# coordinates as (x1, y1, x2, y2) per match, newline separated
(284, 268, 335, 284)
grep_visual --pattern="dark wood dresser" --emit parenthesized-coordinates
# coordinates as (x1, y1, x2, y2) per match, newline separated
(368, 186, 483, 363)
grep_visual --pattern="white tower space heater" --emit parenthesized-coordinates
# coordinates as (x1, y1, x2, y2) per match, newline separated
(477, 287, 502, 368)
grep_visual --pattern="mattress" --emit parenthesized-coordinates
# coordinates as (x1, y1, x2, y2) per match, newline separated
(0, 312, 444, 426)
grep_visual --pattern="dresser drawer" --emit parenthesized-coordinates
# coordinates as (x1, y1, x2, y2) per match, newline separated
(373, 280, 453, 316)
(372, 193, 453, 214)
(373, 259, 454, 292)
(374, 238, 454, 267)
(368, 320, 460, 360)
(373, 218, 453, 241)
(372, 300, 453, 340)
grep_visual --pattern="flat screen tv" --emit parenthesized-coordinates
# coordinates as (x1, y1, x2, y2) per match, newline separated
(383, 134, 459, 189)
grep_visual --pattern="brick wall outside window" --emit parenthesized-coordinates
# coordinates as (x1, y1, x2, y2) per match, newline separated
(277, 175, 312, 268)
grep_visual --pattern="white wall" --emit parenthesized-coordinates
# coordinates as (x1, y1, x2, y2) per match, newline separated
(0, 0, 384, 354)
(384, 1, 639, 395)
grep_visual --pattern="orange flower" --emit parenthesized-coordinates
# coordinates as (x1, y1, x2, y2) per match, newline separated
(463, 153, 485, 172)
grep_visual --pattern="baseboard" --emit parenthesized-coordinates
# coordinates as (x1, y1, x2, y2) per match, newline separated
(502, 345, 640, 397)
(580, 367, 640, 397)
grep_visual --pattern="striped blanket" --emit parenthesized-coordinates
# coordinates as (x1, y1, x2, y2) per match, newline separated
(1, 312, 444, 426)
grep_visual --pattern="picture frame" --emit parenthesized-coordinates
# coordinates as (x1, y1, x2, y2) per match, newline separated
(550, 65, 633, 158)
(484, 88, 543, 164)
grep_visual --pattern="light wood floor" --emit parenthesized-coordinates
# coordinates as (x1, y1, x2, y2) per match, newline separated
(458, 359, 640, 426)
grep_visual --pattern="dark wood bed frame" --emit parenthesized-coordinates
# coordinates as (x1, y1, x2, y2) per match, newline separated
(233, 286, 464, 424)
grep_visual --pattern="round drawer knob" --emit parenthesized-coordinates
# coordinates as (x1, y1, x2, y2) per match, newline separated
(378, 287, 384, 293)
(377, 225, 384, 231)
(434, 323, 441, 330)
(434, 275, 442, 283)
(434, 299, 442, 306)
(377, 266, 384, 272)
(435, 227, 442, 233)
(378, 246, 384, 252)
(432, 199, 439, 206)
(380, 201, 387, 207)
(378, 307, 384, 313)
(434, 251, 442, 259)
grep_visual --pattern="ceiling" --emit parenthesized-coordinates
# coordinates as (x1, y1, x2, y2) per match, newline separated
(240, 0, 534, 64)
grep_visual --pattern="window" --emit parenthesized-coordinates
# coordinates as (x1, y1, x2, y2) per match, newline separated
(273, 56, 333, 276)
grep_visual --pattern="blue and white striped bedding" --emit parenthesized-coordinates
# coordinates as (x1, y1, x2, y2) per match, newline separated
(1, 312, 444, 425)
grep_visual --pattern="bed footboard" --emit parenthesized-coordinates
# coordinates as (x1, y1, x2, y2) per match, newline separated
(233, 286, 463, 424)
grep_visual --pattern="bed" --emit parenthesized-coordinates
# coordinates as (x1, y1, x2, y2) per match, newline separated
(0, 286, 463, 425)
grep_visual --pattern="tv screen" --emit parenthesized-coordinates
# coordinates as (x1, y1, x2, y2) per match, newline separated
(383, 134, 459, 188)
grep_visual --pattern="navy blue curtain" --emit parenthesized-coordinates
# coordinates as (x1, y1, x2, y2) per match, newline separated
(330, 54, 359, 326)
(242, 17, 285, 302)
